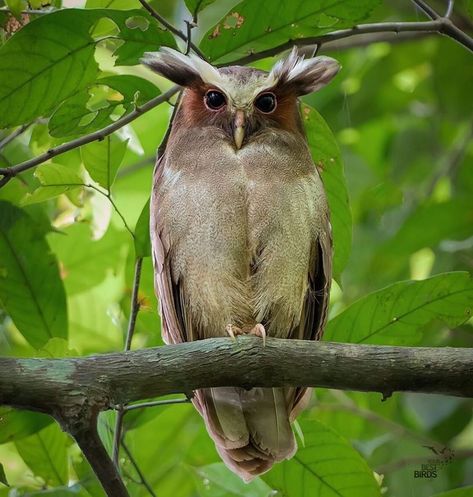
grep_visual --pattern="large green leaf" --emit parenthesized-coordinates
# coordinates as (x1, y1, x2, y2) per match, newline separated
(81, 134, 128, 190)
(200, 0, 380, 63)
(303, 104, 352, 280)
(432, 487, 473, 497)
(0, 408, 52, 445)
(15, 423, 68, 486)
(0, 201, 68, 349)
(263, 420, 381, 497)
(134, 197, 151, 258)
(49, 75, 160, 138)
(324, 272, 473, 344)
(0, 9, 175, 128)
(193, 463, 272, 497)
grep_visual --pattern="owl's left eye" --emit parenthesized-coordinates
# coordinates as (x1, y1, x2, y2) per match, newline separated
(254, 92, 277, 113)
(205, 90, 226, 110)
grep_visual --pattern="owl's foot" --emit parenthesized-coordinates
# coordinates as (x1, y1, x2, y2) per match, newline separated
(248, 323, 266, 346)
(225, 324, 243, 341)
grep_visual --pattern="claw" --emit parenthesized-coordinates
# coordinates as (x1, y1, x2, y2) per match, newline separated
(249, 323, 266, 346)
(225, 324, 242, 342)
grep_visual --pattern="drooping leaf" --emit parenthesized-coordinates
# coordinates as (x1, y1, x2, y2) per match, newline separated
(22, 163, 84, 205)
(0, 408, 53, 445)
(303, 104, 352, 280)
(0, 201, 68, 349)
(200, 0, 380, 63)
(0, 9, 175, 128)
(193, 463, 273, 497)
(263, 419, 381, 497)
(324, 272, 473, 344)
(15, 423, 68, 486)
(48, 222, 128, 295)
(134, 197, 151, 257)
(49, 75, 160, 138)
(81, 134, 128, 190)
(0, 463, 9, 487)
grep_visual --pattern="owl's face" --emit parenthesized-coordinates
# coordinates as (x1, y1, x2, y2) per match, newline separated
(142, 48, 339, 149)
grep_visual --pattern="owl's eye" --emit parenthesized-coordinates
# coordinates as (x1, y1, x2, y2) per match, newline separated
(254, 92, 277, 113)
(205, 90, 226, 110)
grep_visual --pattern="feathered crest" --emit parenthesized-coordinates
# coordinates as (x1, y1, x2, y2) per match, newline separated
(269, 47, 340, 95)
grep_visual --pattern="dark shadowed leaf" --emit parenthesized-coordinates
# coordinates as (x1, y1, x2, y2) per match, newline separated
(263, 419, 381, 497)
(81, 134, 128, 190)
(303, 104, 352, 280)
(0, 9, 175, 128)
(324, 272, 473, 344)
(200, 0, 380, 62)
(0, 463, 8, 487)
(0, 201, 67, 348)
(134, 197, 151, 257)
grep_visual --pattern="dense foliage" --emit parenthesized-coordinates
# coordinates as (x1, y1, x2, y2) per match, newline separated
(0, 0, 472, 496)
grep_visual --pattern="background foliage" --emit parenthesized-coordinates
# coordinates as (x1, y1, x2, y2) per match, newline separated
(0, 0, 472, 496)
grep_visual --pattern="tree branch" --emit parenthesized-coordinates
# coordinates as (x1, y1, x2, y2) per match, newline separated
(1, 338, 472, 417)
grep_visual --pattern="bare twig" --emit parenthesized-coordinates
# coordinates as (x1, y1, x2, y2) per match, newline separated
(0, 86, 180, 188)
(124, 398, 190, 411)
(113, 257, 144, 468)
(117, 156, 155, 178)
(411, 0, 440, 19)
(0, 122, 33, 150)
(445, 0, 455, 18)
(136, 0, 205, 59)
(121, 439, 157, 497)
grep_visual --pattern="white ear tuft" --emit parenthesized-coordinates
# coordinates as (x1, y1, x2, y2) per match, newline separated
(269, 47, 340, 95)
(141, 47, 224, 88)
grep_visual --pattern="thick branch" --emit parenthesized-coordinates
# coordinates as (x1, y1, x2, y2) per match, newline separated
(1, 338, 472, 417)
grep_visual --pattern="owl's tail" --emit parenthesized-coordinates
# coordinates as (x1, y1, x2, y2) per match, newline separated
(193, 386, 298, 481)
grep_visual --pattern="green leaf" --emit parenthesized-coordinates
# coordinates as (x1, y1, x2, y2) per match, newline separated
(263, 419, 381, 497)
(15, 423, 68, 486)
(185, 0, 218, 17)
(81, 134, 128, 190)
(0, 463, 8, 487)
(0, 201, 68, 349)
(324, 272, 473, 344)
(5, 0, 25, 17)
(22, 163, 84, 205)
(0, 9, 175, 128)
(0, 408, 52, 444)
(303, 104, 352, 280)
(48, 223, 128, 295)
(134, 197, 151, 257)
(432, 487, 473, 497)
(49, 75, 160, 138)
(200, 0, 380, 63)
(193, 463, 273, 497)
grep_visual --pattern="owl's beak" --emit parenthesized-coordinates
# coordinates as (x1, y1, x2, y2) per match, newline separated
(233, 109, 245, 149)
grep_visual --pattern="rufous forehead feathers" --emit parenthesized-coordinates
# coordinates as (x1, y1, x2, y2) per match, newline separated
(141, 47, 340, 97)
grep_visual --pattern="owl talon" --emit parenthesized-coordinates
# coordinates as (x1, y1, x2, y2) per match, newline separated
(225, 324, 243, 341)
(249, 323, 266, 346)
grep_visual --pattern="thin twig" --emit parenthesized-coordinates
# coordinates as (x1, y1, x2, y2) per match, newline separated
(124, 398, 190, 411)
(113, 257, 144, 468)
(117, 156, 155, 179)
(0, 86, 180, 188)
(136, 0, 206, 59)
(411, 0, 440, 19)
(0, 122, 33, 150)
(445, 0, 455, 18)
(121, 439, 157, 497)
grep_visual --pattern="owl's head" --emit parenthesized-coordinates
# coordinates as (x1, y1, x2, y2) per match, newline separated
(142, 47, 339, 149)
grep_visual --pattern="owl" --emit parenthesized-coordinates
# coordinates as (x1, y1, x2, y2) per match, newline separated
(142, 47, 339, 481)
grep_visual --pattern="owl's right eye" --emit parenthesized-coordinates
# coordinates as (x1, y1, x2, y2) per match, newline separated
(205, 90, 226, 110)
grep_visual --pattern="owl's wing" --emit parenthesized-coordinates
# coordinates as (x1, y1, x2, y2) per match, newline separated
(150, 156, 188, 345)
(290, 210, 332, 419)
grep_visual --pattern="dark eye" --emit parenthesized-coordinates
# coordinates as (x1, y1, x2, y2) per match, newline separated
(205, 90, 226, 110)
(255, 92, 276, 113)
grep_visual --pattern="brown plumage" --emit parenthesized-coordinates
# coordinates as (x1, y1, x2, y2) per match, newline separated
(142, 47, 339, 481)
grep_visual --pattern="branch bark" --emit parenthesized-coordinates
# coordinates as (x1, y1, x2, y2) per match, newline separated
(1, 338, 472, 417)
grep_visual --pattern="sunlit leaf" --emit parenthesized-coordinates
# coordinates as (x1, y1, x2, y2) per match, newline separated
(263, 419, 381, 497)
(134, 197, 151, 258)
(0, 9, 175, 127)
(200, 0, 380, 63)
(0, 201, 68, 348)
(303, 104, 352, 280)
(324, 272, 473, 344)
(81, 134, 128, 190)
(15, 423, 68, 486)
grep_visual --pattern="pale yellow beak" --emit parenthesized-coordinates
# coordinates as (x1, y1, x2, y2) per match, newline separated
(233, 109, 245, 149)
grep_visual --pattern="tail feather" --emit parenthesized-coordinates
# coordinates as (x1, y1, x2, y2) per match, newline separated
(193, 386, 297, 481)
